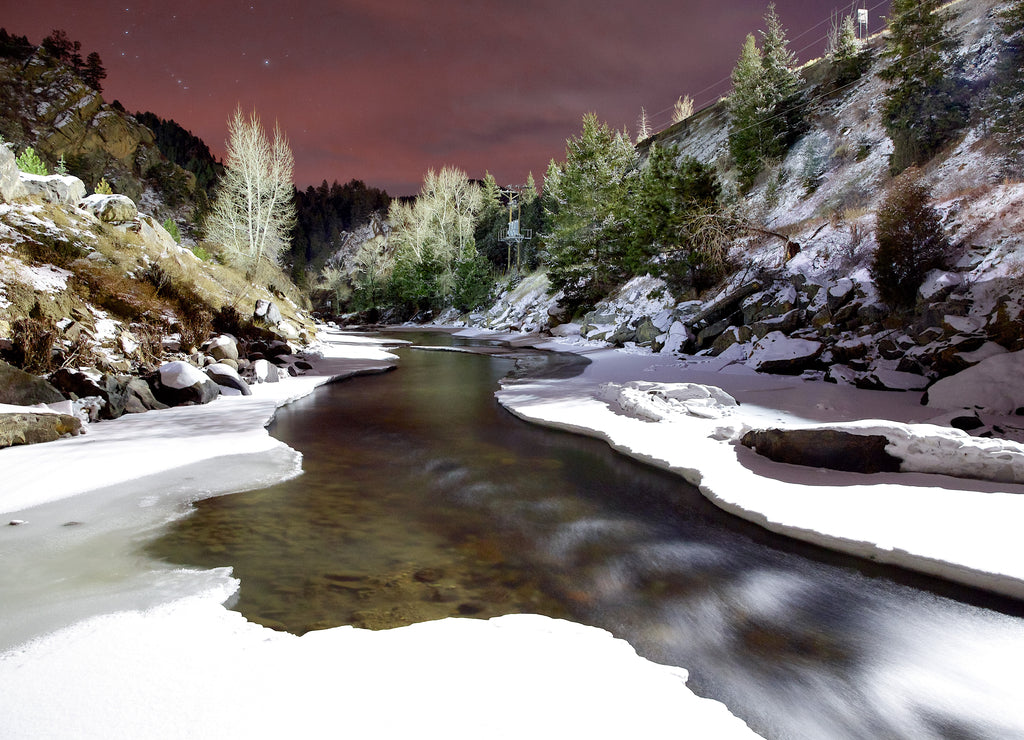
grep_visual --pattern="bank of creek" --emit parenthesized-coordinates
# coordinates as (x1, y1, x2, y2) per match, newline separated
(150, 331, 1024, 740)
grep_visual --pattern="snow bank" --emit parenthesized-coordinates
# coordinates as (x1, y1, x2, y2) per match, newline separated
(0, 590, 754, 739)
(496, 340, 1024, 601)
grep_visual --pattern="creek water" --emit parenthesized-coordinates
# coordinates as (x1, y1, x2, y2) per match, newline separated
(150, 332, 1024, 740)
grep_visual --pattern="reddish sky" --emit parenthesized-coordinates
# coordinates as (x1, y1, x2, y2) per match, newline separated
(5, 1, 890, 195)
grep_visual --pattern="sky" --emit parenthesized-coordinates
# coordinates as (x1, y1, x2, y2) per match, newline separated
(4, 0, 890, 195)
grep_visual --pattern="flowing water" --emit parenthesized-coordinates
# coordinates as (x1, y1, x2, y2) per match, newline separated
(150, 332, 1024, 740)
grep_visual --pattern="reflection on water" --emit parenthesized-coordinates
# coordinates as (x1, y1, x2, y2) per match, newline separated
(150, 332, 1024, 740)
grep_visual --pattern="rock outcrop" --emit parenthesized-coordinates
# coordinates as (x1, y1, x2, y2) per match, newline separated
(0, 143, 28, 202)
(0, 361, 66, 406)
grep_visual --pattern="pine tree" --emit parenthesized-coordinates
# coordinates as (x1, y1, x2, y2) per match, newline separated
(728, 34, 767, 188)
(985, 0, 1024, 170)
(82, 52, 107, 92)
(829, 15, 868, 86)
(543, 113, 635, 311)
(16, 146, 47, 175)
(879, 0, 968, 172)
(871, 168, 949, 307)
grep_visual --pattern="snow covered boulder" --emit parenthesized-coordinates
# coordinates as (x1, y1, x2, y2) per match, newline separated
(925, 349, 1024, 414)
(747, 332, 823, 375)
(599, 381, 738, 422)
(250, 358, 279, 383)
(150, 361, 220, 407)
(206, 362, 251, 396)
(0, 143, 28, 202)
(19, 172, 86, 206)
(78, 193, 138, 223)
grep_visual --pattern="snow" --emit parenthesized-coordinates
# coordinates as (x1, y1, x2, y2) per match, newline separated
(0, 330, 757, 740)
(158, 359, 210, 389)
(927, 349, 1024, 414)
(487, 333, 1024, 601)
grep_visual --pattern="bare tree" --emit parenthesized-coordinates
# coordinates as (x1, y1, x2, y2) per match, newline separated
(672, 95, 694, 124)
(207, 108, 296, 270)
(636, 107, 652, 142)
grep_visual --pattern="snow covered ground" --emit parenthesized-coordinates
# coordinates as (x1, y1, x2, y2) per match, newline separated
(0, 329, 757, 739)
(469, 328, 1024, 601)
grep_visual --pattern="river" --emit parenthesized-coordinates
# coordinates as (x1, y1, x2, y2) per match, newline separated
(150, 332, 1024, 740)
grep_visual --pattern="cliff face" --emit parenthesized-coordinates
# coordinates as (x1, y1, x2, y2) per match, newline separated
(0, 51, 194, 213)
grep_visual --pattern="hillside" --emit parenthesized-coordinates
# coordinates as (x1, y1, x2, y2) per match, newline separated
(468, 0, 1024, 425)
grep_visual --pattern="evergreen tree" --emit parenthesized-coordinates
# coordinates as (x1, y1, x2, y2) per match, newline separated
(727, 5, 805, 190)
(985, 0, 1024, 171)
(16, 146, 47, 175)
(628, 145, 726, 293)
(727, 34, 767, 188)
(871, 169, 949, 308)
(41, 29, 74, 63)
(543, 113, 635, 312)
(829, 14, 869, 86)
(82, 52, 107, 93)
(879, 0, 968, 173)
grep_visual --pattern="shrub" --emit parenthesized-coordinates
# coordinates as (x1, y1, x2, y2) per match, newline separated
(871, 169, 950, 308)
(16, 146, 47, 175)
(11, 317, 58, 373)
(95, 177, 113, 195)
(162, 218, 181, 243)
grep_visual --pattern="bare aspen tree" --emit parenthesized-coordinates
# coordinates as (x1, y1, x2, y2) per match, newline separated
(636, 107, 652, 142)
(672, 95, 694, 124)
(208, 107, 296, 269)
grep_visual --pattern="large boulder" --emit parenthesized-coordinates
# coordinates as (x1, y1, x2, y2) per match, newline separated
(0, 360, 66, 406)
(123, 377, 168, 413)
(0, 412, 82, 449)
(741, 429, 902, 474)
(250, 358, 279, 384)
(925, 349, 1024, 414)
(206, 363, 251, 396)
(78, 193, 138, 223)
(204, 335, 239, 362)
(0, 144, 29, 202)
(150, 361, 220, 407)
(18, 173, 86, 205)
(254, 299, 283, 326)
(48, 368, 129, 420)
(747, 332, 823, 375)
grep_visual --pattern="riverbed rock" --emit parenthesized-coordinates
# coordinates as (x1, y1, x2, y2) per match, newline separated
(0, 412, 82, 448)
(124, 377, 168, 413)
(741, 428, 902, 474)
(0, 360, 66, 405)
(48, 368, 129, 420)
(250, 358, 279, 383)
(204, 334, 239, 362)
(747, 332, 823, 375)
(150, 361, 220, 406)
(254, 299, 283, 326)
(206, 362, 251, 396)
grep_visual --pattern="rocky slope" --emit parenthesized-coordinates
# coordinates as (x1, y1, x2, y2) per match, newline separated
(465, 0, 1024, 421)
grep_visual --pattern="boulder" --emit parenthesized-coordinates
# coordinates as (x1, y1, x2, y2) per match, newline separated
(741, 428, 902, 474)
(747, 332, 823, 375)
(0, 412, 82, 449)
(18, 173, 86, 205)
(204, 335, 239, 362)
(264, 340, 294, 358)
(150, 361, 221, 406)
(0, 360, 66, 405)
(78, 193, 138, 223)
(124, 377, 168, 413)
(254, 299, 283, 326)
(206, 363, 251, 396)
(0, 144, 29, 202)
(48, 369, 129, 420)
(251, 358, 279, 384)
(925, 349, 1024, 414)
